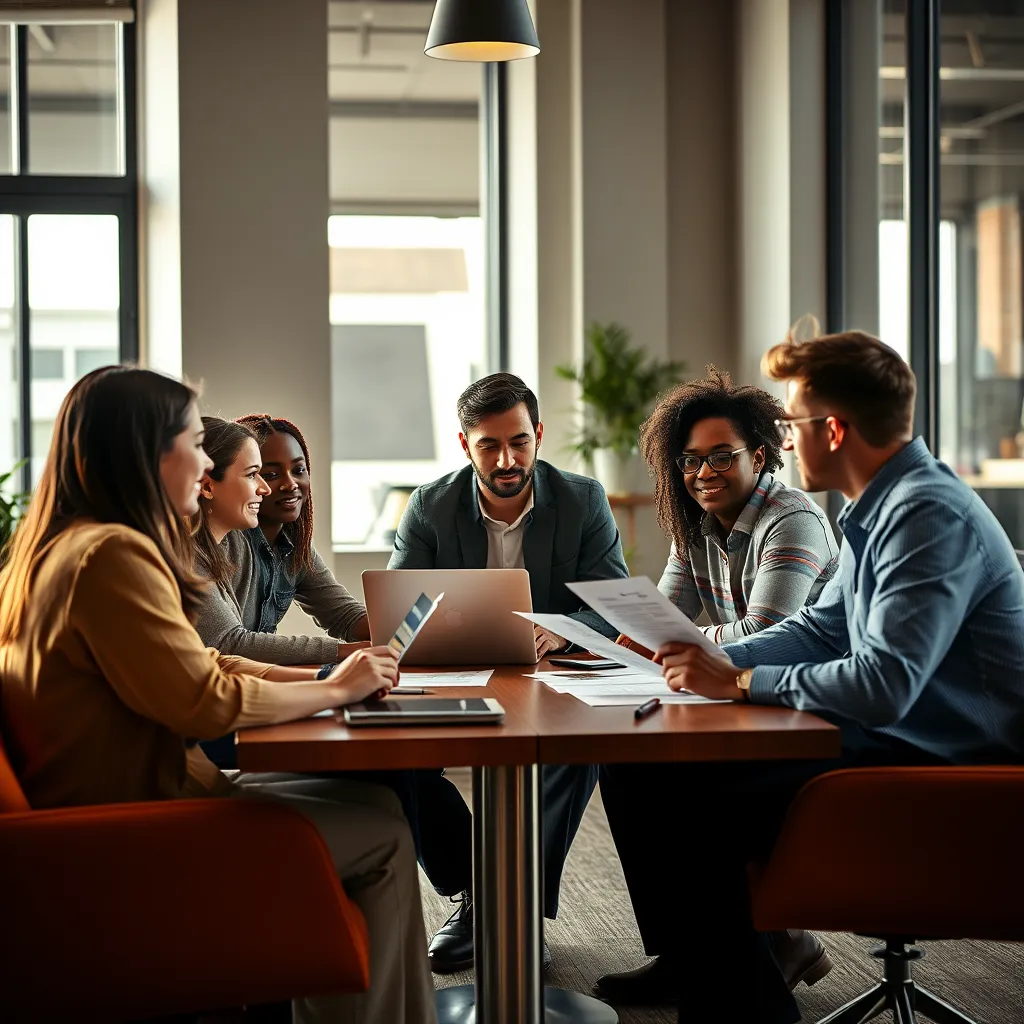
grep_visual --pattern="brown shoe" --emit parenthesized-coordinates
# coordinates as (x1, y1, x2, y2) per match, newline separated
(593, 955, 679, 1006)
(770, 930, 834, 990)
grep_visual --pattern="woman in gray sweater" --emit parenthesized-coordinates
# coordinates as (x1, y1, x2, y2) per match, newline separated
(191, 415, 369, 665)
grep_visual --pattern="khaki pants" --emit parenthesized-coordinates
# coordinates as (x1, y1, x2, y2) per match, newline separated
(233, 773, 437, 1024)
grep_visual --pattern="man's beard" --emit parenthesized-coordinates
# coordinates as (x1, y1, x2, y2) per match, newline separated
(472, 454, 537, 499)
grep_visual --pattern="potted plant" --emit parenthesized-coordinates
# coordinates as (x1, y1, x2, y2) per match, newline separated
(0, 461, 29, 570)
(556, 322, 685, 494)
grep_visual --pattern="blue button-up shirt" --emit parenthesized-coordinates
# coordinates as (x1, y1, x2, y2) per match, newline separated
(725, 438, 1024, 763)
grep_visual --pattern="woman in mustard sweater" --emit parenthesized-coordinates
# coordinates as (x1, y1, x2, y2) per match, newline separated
(0, 367, 437, 1024)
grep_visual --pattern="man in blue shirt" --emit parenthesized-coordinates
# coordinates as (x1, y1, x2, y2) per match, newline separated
(597, 329, 1024, 1022)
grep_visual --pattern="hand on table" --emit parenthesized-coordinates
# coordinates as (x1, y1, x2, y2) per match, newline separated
(654, 641, 745, 701)
(327, 646, 400, 703)
(535, 625, 567, 659)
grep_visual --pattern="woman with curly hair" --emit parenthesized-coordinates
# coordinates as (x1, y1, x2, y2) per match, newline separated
(597, 367, 840, 1008)
(638, 367, 838, 644)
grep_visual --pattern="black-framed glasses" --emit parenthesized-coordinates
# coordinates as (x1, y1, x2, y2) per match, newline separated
(774, 416, 829, 442)
(675, 448, 748, 476)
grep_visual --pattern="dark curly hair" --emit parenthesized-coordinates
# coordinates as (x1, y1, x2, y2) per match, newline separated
(235, 413, 315, 577)
(639, 367, 785, 555)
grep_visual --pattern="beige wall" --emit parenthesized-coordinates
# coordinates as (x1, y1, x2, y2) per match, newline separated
(665, 0, 738, 378)
(140, 0, 828, 597)
(142, 0, 334, 561)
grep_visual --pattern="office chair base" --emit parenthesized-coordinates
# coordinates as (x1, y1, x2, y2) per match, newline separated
(818, 940, 976, 1024)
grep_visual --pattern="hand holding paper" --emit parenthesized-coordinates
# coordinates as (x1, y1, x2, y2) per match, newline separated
(565, 577, 732, 660)
(512, 612, 664, 677)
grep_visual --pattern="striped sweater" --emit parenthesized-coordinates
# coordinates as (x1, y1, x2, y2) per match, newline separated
(657, 473, 839, 642)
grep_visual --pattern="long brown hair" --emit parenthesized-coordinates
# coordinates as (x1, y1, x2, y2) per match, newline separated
(639, 367, 785, 555)
(0, 367, 205, 643)
(235, 414, 315, 575)
(188, 417, 259, 586)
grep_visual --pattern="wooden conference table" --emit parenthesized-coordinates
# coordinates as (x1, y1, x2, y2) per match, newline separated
(237, 660, 841, 1024)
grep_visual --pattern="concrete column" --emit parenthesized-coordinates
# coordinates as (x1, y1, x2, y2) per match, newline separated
(140, 0, 333, 557)
(736, 0, 826, 488)
(578, 0, 669, 360)
(665, 0, 738, 376)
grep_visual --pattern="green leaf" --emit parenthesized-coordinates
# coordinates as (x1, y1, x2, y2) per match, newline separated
(557, 322, 686, 456)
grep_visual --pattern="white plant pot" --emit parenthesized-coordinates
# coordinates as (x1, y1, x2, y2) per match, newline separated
(592, 449, 634, 495)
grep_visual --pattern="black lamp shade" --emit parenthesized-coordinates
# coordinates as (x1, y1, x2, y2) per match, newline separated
(424, 0, 540, 62)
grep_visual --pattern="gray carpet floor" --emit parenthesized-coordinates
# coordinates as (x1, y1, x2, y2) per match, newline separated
(421, 769, 1024, 1024)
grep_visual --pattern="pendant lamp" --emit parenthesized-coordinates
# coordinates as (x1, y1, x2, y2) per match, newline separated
(424, 0, 540, 62)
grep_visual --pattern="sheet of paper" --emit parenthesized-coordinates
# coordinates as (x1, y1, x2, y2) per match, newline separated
(513, 611, 663, 677)
(527, 669, 644, 681)
(566, 577, 724, 657)
(529, 671, 666, 689)
(576, 693, 728, 707)
(545, 681, 675, 696)
(398, 670, 494, 687)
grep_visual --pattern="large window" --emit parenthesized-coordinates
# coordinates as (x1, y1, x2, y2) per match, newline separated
(0, 13, 137, 492)
(937, 1, 1024, 544)
(836, 0, 1024, 547)
(326, 1, 487, 549)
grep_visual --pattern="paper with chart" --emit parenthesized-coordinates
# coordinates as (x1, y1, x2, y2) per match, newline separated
(566, 576, 725, 658)
(399, 670, 493, 688)
(513, 612, 663, 677)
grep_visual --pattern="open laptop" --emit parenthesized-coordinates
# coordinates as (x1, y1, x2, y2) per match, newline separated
(362, 568, 538, 666)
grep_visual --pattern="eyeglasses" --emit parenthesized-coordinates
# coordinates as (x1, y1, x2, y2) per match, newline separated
(774, 416, 829, 442)
(675, 448, 748, 476)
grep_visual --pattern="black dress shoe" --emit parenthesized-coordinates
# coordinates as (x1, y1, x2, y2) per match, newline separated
(593, 955, 679, 1005)
(428, 892, 555, 974)
(428, 892, 474, 973)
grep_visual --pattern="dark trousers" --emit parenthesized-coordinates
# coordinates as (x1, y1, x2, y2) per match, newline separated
(413, 762, 598, 919)
(599, 730, 947, 1024)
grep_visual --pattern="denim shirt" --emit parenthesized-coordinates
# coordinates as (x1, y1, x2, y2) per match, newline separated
(192, 528, 365, 666)
(726, 438, 1024, 763)
(249, 527, 298, 633)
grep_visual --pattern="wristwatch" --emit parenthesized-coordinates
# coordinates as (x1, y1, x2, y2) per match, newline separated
(735, 668, 754, 701)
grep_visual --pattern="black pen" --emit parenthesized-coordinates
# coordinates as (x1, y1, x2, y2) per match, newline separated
(389, 687, 435, 695)
(634, 697, 662, 721)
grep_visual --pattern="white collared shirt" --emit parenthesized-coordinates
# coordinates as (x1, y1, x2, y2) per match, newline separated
(479, 490, 535, 569)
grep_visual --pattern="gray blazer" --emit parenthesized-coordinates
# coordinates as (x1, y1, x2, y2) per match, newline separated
(388, 460, 629, 637)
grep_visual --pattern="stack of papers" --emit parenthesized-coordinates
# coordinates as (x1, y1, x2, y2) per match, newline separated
(516, 576, 738, 708)
(528, 669, 726, 706)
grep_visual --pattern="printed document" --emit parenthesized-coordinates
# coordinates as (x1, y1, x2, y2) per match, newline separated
(566, 577, 726, 658)
(513, 612, 663, 676)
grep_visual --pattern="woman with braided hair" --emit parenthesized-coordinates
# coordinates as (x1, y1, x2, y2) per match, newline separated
(192, 413, 370, 669)
(192, 413, 470, 908)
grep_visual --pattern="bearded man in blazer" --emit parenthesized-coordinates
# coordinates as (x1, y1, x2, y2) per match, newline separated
(388, 372, 628, 972)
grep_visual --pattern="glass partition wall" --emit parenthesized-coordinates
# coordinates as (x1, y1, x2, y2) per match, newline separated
(832, 0, 1024, 548)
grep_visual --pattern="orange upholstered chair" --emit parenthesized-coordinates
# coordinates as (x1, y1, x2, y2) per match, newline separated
(750, 766, 1024, 1024)
(0, 730, 370, 1020)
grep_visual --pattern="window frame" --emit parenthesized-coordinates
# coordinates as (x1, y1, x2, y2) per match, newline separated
(0, 21, 138, 491)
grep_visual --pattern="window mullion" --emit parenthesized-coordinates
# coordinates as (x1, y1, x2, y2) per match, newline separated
(13, 24, 28, 175)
